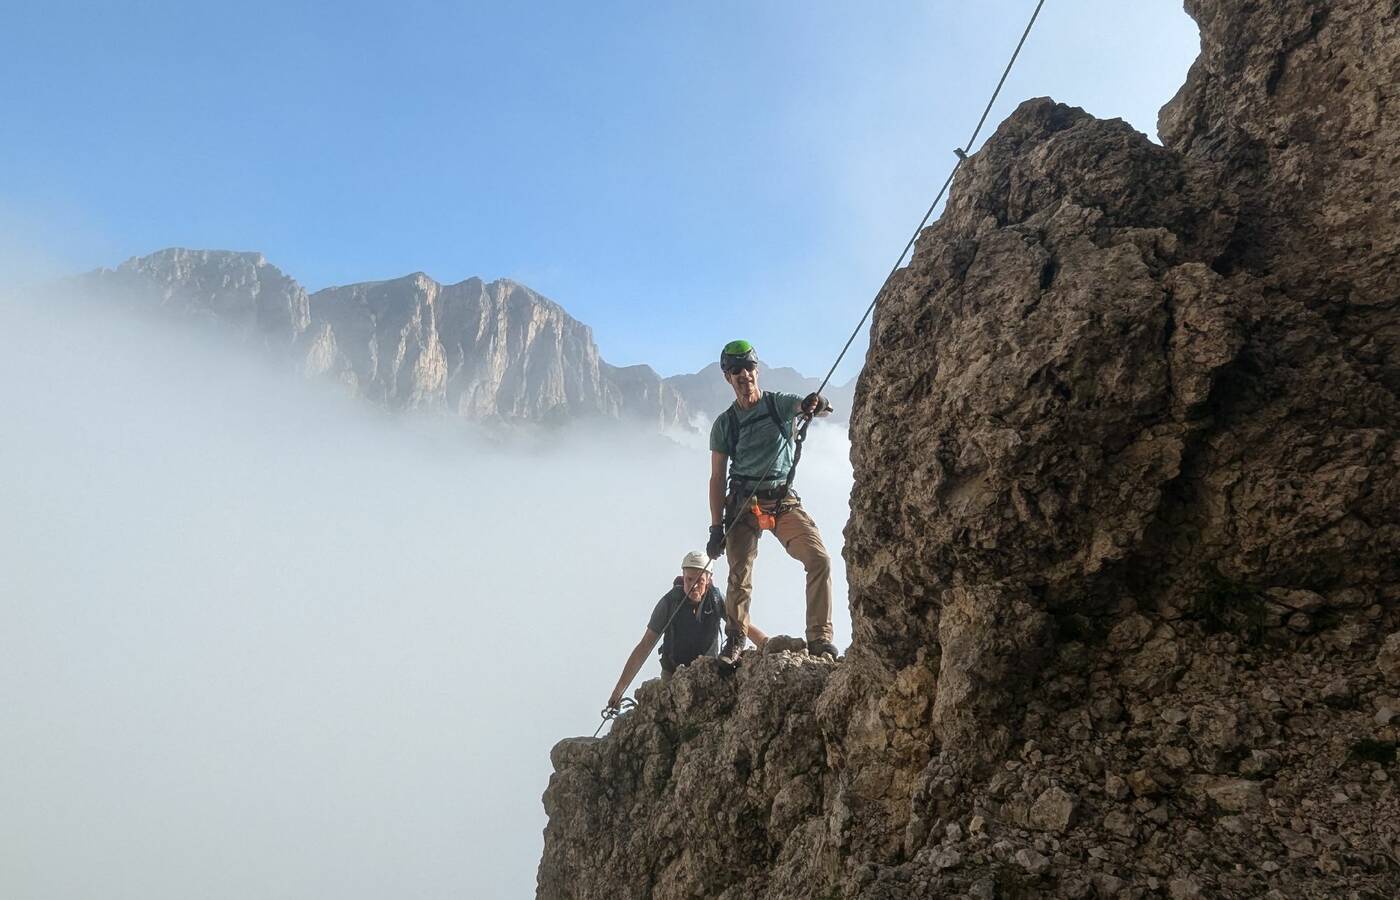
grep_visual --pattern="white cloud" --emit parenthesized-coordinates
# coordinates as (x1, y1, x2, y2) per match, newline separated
(0, 289, 853, 900)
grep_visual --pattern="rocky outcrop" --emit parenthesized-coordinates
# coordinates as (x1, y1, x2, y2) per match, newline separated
(1160, 0, 1400, 396)
(539, 2, 1400, 897)
(541, 652, 838, 900)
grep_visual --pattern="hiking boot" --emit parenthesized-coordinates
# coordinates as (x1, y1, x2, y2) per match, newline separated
(718, 634, 748, 666)
(808, 640, 840, 660)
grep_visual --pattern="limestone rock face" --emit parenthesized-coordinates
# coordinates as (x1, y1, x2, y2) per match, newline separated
(540, 2, 1400, 897)
(71, 253, 859, 430)
(80, 247, 311, 349)
(1160, 0, 1400, 395)
(311, 274, 449, 410)
(433, 277, 606, 421)
(540, 652, 836, 900)
(603, 361, 689, 431)
(74, 252, 689, 427)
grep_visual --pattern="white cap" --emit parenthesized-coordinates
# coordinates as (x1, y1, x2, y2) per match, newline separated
(681, 550, 709, 571)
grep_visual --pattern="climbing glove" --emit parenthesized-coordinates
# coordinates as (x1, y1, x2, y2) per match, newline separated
(706, 524, 726, 560)
(801, 392, 832, 416)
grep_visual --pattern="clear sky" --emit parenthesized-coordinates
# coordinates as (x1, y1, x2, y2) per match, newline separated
(0, 1, 1199, 378)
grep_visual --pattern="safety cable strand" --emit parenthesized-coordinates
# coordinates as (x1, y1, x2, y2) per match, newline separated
(813, 0, 1047, 399)
(717, 0, 1047, 652)
(596, 0, 1047, 735)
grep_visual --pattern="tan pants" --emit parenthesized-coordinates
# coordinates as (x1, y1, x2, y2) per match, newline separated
(724, 496, 833, 643)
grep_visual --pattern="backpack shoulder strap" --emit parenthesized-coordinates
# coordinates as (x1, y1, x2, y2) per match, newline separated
(763, 392, 790, 439)
(662, 583, 684, 632)
(707, 585, 725, 622)
(656, 586, 684, 660)
(724, 405, 741, 459)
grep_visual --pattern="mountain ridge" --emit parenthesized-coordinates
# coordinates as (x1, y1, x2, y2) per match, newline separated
(70, 246, 854, 430)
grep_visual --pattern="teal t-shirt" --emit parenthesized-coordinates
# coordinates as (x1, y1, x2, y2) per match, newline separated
(709, 391, 803, 487)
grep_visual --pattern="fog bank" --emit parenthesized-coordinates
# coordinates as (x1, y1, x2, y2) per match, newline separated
(0, 292, 853, 900)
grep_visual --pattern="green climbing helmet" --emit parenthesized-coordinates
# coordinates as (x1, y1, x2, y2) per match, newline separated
(720, 339, 758, 373)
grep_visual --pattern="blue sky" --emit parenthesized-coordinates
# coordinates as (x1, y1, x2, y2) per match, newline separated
(1, 1, 1199, 378)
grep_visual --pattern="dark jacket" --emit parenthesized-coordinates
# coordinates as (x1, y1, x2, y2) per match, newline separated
(647, 578, 726, 671)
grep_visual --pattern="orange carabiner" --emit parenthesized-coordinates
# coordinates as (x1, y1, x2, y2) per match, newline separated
(751, 497, 777, 531)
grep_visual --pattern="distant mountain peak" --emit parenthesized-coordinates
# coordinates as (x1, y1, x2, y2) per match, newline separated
(72, 247, 853, 428)
(119, 247, 271, 270)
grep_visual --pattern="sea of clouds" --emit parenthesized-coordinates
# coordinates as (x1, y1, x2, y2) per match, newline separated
(0, 290, 854, 900)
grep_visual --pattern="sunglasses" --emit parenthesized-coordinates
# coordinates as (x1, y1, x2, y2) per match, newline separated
(723, 361, 757, 374)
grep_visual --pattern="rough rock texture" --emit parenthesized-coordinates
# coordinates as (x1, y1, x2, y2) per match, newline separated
(308, 273, 450, 410)
(542, 652, 837, 900)
(1160, 0, 1400, 396)
(540, 2, 1400, 897)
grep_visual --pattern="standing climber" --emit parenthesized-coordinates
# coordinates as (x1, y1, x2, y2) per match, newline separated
(606, 551, 770, 710)
(705, 340, 838, 664)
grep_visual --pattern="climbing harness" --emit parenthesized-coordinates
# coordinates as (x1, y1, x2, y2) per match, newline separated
(719, 386, 828, 541)
(748, 496, 777, 531)
(719, 0, 1049, 537)
(590, 0, 1047, 736)
(722, 390, 800, 529)
(716, 0, 1048, 635)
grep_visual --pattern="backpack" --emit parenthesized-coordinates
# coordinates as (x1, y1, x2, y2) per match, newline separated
(658, 578, 723, 670)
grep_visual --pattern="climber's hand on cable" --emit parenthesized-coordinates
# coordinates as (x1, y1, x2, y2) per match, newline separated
(706, 524, 726, 559)
(801, 392, 832, 417)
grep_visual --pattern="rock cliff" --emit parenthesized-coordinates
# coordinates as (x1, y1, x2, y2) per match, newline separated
(73, 250, 854, 429)
(539, 2, 1400, 897)
(74, 250, 855, 429)
(87, 248, 311, 349)
(73, 250, 690, 427)
(77, 249, 860, 429)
